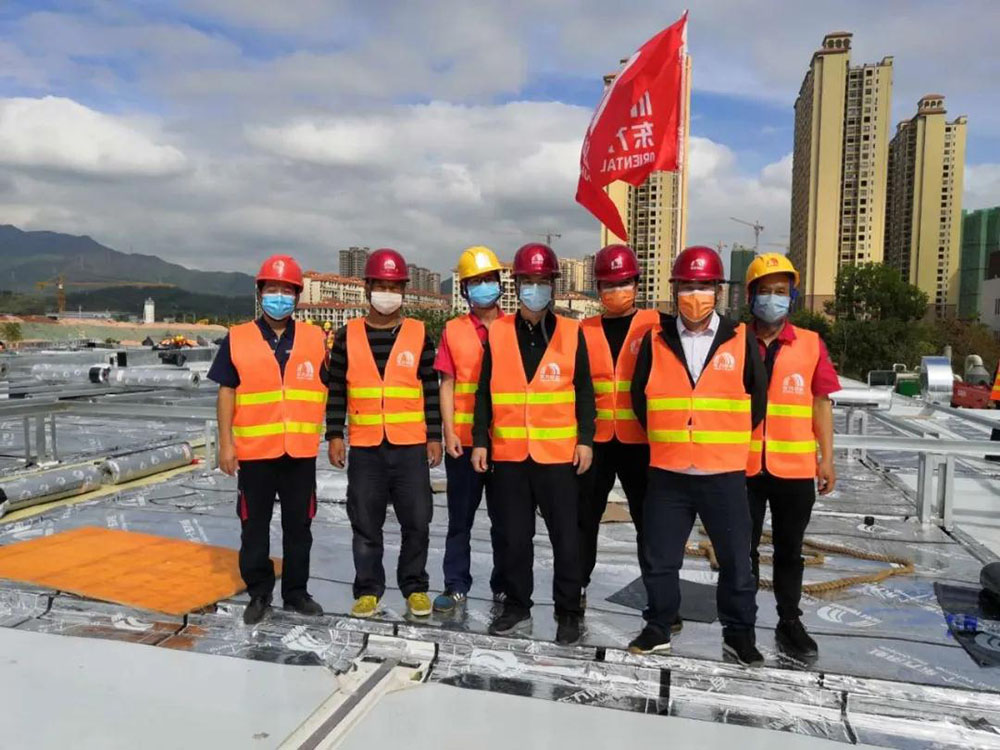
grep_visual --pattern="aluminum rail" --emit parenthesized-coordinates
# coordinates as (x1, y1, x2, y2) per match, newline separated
(835, 433, 1000, 457)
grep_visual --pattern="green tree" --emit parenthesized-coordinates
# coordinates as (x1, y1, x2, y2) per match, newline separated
(789, 308, 832, 343)
(929, 318, 1000, 377)
(826, 263, 928, 322)
(828, 318, 937, 380)
(404, 307, 454, 342)
(0, 322, 23, 344)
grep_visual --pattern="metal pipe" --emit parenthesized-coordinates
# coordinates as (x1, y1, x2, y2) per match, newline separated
(835, 434, 1000, 457)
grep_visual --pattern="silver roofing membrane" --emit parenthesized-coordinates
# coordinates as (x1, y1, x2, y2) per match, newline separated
(0, 373, 999, 748)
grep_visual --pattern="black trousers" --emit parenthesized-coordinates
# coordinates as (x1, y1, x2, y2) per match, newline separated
(748, 473, 816, 619)
(237, 455, 316, 600)
(346, 442, 433, 599)
(493, 459, 583, 617)
(579, 439, 650, 588)
(442, 449, 504, 595)
(643, 469, 757, 634)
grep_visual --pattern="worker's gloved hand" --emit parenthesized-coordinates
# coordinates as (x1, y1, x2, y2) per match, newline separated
(471, 447, 489, 473)
(219, 444, 239, 476)
(328, 438, 346, 469)
(427, 441, 443, 468)
(817, 458, 836, 495)
(573, 445, 593, 476)
(444, 429, 463, 459)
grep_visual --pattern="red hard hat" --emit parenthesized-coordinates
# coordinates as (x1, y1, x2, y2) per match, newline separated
(594, 244, 640, 283)
(512, 243, 559, 277)
(257, 254, 304, 290)
(671, 246, 725, 282)
(364, 248, 409, 281)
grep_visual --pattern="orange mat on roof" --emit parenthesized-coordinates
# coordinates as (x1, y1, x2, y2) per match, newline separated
(0, 526, 282, 616)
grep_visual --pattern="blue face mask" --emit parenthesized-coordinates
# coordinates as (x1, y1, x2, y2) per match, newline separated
(467, 280, 501, 308)
(519, 283, 552, 312)
(261, 293, 296, 320)
(752, 293, 791, 324)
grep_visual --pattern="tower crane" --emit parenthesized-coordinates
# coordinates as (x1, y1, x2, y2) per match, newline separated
(729, 217, 764, 251)
(35, 275, 176, 313)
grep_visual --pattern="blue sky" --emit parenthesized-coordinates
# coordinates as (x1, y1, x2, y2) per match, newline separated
(0, 0, 997, 274)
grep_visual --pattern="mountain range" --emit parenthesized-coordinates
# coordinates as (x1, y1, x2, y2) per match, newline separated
(0, 225, 254, 297)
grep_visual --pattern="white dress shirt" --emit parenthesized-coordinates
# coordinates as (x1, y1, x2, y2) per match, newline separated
(677, 312, 720, 383)
(675, 311, 723, 476)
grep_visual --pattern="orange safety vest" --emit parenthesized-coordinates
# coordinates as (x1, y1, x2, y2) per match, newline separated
(747, 326, 820, 479)
(489, 314, 579, 464)
(582, 309, 659, 444)
(646, 324, 751, 472)
(230, 321, 328, 461)
(992, 367, 1000, 402)
(445, 315, 489, 447)
(346, 317, 427, 447)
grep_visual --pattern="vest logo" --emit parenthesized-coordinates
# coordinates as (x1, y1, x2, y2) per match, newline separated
(539, 362, 562, 382)
(610, 256, 624, 270)
(782, 373, 805, 395)
(629, 338, 642, 356)
(712, 352, 736, 371)
(296, 361, 315, 381)
(396, 350, 415, 368)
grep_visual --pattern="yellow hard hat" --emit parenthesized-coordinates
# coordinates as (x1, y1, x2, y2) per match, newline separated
(457, 246, 503, 281)
(323, 321, 332, 330)
(745, 253, 800, 288)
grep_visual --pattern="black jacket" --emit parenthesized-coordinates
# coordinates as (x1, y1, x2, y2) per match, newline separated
(630, 313, 767, 431)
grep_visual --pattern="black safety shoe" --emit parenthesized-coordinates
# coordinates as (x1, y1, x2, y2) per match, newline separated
(627, 625, 671, 654)
(283, 594, 323, 617)
(243, 595, 272, 625)
(555, 615, 582, 646)
(723, 630, 764, 667)
(775, 618, 818, 657)
(671, 615, 684, 635)
(488, 607, 532, 636)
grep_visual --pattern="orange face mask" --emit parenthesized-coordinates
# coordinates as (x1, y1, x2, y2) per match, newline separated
(677, 290, 716, 323)
(600, 286, 636, 315)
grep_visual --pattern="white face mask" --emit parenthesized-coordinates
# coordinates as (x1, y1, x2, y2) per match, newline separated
(370, 291, 403, 315)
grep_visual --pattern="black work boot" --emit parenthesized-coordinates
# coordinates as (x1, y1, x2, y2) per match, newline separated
(723, 630, 764, 667)
(775, 618, 818, 657)
(556, 614, 582, 646)
(628, 625, 671, 654)
(488, 607, 532, 636)
(243, 595, 272, 625)
(283, 594, 324, 617)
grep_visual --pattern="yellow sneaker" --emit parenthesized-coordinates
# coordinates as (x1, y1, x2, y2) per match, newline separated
(351, 595, 380, 618)
(407, 592, 432, 617)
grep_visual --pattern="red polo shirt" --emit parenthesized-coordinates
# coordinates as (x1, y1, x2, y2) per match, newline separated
(754, 321, 841, 397)
(434, 310, 505, 377)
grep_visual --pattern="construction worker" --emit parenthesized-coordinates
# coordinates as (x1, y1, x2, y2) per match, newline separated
(627, 246, 767, 665)
(744, 254, 840, 658)
(433, 246, 507, 614)
(209, 254, 328, 625)
(578, 244, 659, 611)
(470, 243, 595, 646)
(326, 248, 442, 620)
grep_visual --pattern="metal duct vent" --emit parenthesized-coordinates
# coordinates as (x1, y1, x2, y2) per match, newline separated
(920, 356, 955, 405)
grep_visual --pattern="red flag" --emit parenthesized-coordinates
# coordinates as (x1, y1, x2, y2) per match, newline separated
(575, 13, 688, 241)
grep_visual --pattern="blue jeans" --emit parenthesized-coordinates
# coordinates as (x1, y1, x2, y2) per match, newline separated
(442, 450, 504, 595)
(643, 469, 757, 634)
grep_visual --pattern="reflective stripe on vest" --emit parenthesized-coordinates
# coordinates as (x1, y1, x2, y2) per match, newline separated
(645, 323, 751, 472)
(346, 317, 427, 446)
(444, 315, 489, 447)
(747, 326, 820, 479)
(992, 368, 1000, 402)
(230, 321, 328, 461)
(489, 314, 579, 464)
(582, 309, 659, 444)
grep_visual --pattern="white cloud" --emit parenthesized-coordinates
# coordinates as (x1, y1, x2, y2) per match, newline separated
(964, 164, 1000, 211)
(0, 96, 187, 177)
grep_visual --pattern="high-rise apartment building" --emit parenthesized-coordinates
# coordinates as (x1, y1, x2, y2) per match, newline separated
(958, 207, 1000, 319)
(885, 96, 967, 318)
(338, 247, 370, 279)
(789, 32, 893, 312)
(727, 246, 757, 317)
(599, 55, 691, 309)
(556, 257, 594, 296)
